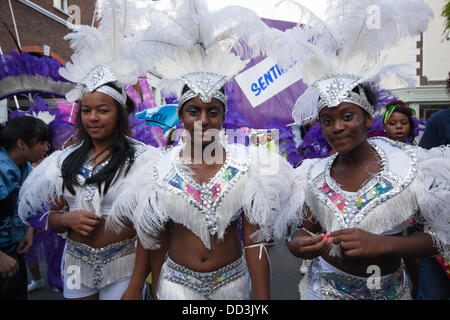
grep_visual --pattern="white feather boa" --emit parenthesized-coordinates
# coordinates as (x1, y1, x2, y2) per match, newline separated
(107, 144, 295, 250)
(415, 145, 450, 256)
(273, 158, 319, 239)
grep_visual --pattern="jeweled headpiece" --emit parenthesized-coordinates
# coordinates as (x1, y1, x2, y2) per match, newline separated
(59, 1, 141, 106)
(124, 0, 272, 118)
(313, 74, 374, 116)
(178, 72, 228, 116)
(77, 64, 127, 105)
(270, 0, 433, 125)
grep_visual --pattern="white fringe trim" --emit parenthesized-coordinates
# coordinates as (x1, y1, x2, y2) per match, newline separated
(273, 158, 320, 239)
(65, 248, 136, 289)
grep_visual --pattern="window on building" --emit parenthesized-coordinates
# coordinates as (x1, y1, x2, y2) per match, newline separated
(53, 0, 68, 13)
(420, 105, 450, 121)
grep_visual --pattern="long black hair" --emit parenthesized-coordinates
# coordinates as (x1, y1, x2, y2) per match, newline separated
(0, 116, 49, 151)
(61, 83, 136, 196)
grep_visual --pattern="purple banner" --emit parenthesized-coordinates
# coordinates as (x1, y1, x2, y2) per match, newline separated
(225, 18, 305, 128)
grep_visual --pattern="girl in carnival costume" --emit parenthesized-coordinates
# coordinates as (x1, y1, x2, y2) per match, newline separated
(108, 0, 294, 300)
(18, 0, 158, 300)
(273, 0, 450, 300)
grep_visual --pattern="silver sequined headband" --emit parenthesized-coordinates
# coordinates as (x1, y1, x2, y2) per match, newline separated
(80, 64, 127, 106)
(317, 87, 374, 116)
(91, 85, 127, 106)
(313, 74, 375, 116)
(178, 90, 227, 116)
(177, 72, 228, 117)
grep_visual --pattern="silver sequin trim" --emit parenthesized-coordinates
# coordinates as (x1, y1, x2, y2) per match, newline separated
(155, 146, 250, 236)
(308, 137, 418, 229)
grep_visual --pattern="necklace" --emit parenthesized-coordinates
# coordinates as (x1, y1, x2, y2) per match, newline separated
(88, 146, 111, 165)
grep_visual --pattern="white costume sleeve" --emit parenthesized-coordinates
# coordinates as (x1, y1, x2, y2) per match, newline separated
(106, 148, 165, 250)
(273, 158, 320, 239)
(242, 146, 295, 243)
(18, 149, 68, 223)
(415, 145, 450, 256)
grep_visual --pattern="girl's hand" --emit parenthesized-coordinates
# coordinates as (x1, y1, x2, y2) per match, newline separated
(330, 228, 388, 258)
(0, 251, 19, 278)
(64, 210, 102, 236)
(121, 286, 143, 300)
(288, 233, 331, 259)
(17, 227, 34, 255)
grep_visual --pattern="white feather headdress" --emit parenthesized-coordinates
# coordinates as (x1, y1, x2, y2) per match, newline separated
(59, 0, 141, 104)
(124, 0, 273, 115)
(272, 0, 433, 125)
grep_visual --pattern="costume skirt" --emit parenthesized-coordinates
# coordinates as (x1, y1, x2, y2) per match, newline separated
(299, 257, 412, 300)
(157, 255, 251, 300)
(64, 237, 136, 290)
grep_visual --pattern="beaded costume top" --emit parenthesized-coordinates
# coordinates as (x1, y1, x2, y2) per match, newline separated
(308, 137, 417, 233)
(18, 138, 156, 223)
(276, 137, 450, 258)
(109, 143, 294, 250)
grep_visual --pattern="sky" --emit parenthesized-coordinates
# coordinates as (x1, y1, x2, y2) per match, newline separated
(206, 0, 327, 22)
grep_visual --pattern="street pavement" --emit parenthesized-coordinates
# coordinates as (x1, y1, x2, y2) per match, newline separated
(28, 238, 304, 300)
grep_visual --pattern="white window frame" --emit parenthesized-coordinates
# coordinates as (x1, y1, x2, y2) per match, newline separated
(53, 0, 68, 14)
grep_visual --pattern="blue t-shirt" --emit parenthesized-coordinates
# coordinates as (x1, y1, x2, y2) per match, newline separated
(419, 109, 450, 149)
(0, 147, 32, 250)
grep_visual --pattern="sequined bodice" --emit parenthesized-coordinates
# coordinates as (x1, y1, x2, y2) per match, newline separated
(158, 146, 250, 236)
(308, 138, 418, 230)
(57, 138, 149, 216)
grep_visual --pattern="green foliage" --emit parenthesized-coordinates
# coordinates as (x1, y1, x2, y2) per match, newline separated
(443, 0, 450, 40)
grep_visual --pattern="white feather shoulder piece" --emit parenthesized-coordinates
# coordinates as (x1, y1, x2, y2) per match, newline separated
(18, 143, 82, 223)
(414, 144, 450, 256)
(273, 158, 321, 239)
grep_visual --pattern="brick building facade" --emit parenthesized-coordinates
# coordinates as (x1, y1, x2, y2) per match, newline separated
(0, 0, 96, 63)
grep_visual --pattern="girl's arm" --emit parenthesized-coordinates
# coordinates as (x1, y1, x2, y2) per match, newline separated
(242, 215, 270, 300)
(47, 196, 100, 236)
(330, 229, 437, 258)
(121, 240, 151, 300)
(150, 223, 171, 300)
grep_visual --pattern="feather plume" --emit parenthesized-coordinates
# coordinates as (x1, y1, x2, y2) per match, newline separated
(122, 0, 273, 94)
(275, 0, 433, 125)
(325, 0, 433, 60)
(59, 0, 140, 99)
